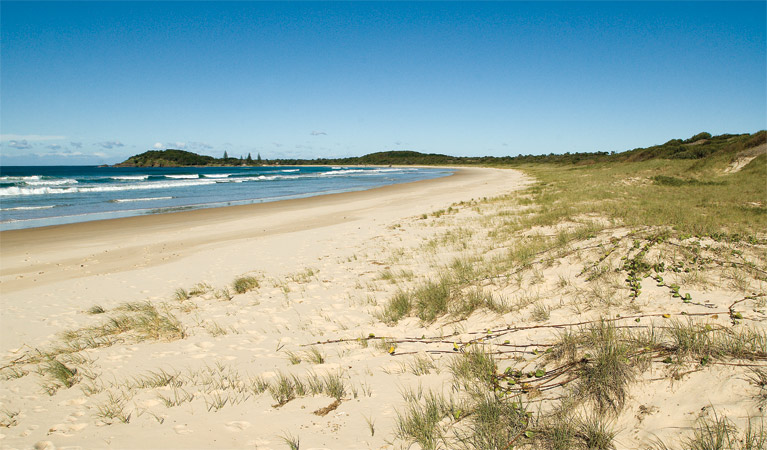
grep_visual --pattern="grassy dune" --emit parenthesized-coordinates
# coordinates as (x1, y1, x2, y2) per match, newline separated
(380, 136, 766, 448)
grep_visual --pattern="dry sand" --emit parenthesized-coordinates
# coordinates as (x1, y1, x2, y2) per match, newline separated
(1, 165, 764, 450)
(0, 167, 529, 449)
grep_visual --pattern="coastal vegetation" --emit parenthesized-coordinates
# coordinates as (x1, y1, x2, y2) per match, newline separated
(369, 131, 766, 448)
(115, 130, 765, 168)
(115, 149, 217, 167)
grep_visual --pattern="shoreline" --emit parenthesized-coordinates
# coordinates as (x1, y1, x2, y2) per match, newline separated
(0, 168, 471, 291)
(0, 165, 450, 232)
(1, 166, 459, 236)
(0, 166, 527, 324)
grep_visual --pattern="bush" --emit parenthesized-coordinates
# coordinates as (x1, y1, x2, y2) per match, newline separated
(685, 132, 712, 143)
(745, 130, 766, 148)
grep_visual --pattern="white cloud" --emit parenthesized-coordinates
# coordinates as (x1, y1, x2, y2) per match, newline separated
(49, 151, 84, 157)
(0, 134, 66, 141)
(70, 142, 83, 149)
(5, 140, 33, 149)
(187, 141, 213, 151)
(153, 142, 197, 150)
(310, 131, 327, 136)
(98, 141, 125, 149)
(42, 150, 108, 159)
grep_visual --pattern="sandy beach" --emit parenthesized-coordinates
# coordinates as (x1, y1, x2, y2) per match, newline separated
(3, 1, 764, 448)
(0, 167, 529, 448)
(1, 163, 764, 450)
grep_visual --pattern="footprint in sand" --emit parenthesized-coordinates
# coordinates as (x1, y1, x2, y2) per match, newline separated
(137, 399, 161, 409)
(59, 397, 87, 407)
(173, 424, 193, 435)
(33, 441, 55, 450)
(20, 424, 40, 437)
(224, 421, 251, 432)
(64, 410, 85, 423)
(48, 422, 88, 436)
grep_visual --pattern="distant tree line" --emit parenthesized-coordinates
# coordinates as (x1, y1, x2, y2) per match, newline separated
(114, 131, 765, 168)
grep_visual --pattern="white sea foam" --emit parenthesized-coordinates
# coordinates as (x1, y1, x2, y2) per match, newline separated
(281, 169, 300, 173)
(202, 174, 231, 178)
(0, 205, 57, 211)
(165, 174, 199, 179)
(0, 180, 216, 197)
(0, 175, 41, 181)
(112, 175, 149, 180)
(319, 168, 402, 177)
(111, 196, 173, 203)
(25, 179, 78, 186)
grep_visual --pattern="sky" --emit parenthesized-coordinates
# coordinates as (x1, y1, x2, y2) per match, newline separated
(1, 1, 765, 165)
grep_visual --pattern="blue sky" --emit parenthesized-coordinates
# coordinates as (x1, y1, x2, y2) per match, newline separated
(1, 1, 765, 165)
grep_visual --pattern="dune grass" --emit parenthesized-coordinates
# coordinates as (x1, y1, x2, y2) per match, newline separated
(515, 153, 766, 240)
(304, 346, 326, 364)
(87, 304, 106, 315)
(575, 321, 636, 414)
(394, 389, 456, 450)
(95, 391, 131, 424)
(652, 413, 765, 450)
(232, 275, 260, 294)
(5, 300, 187, 395)
(39, 357, 79, 391)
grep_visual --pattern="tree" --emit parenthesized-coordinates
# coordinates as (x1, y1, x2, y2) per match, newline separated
(223, 151, 228, 159)
(246, 153, 253, 164)
(257, 153, 262, 162)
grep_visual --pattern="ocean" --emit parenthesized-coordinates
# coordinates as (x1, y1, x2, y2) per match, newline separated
(0, 165, 453, 230)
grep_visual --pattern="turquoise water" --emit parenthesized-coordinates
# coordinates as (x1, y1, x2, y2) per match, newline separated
(0, 165, 453, 230)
